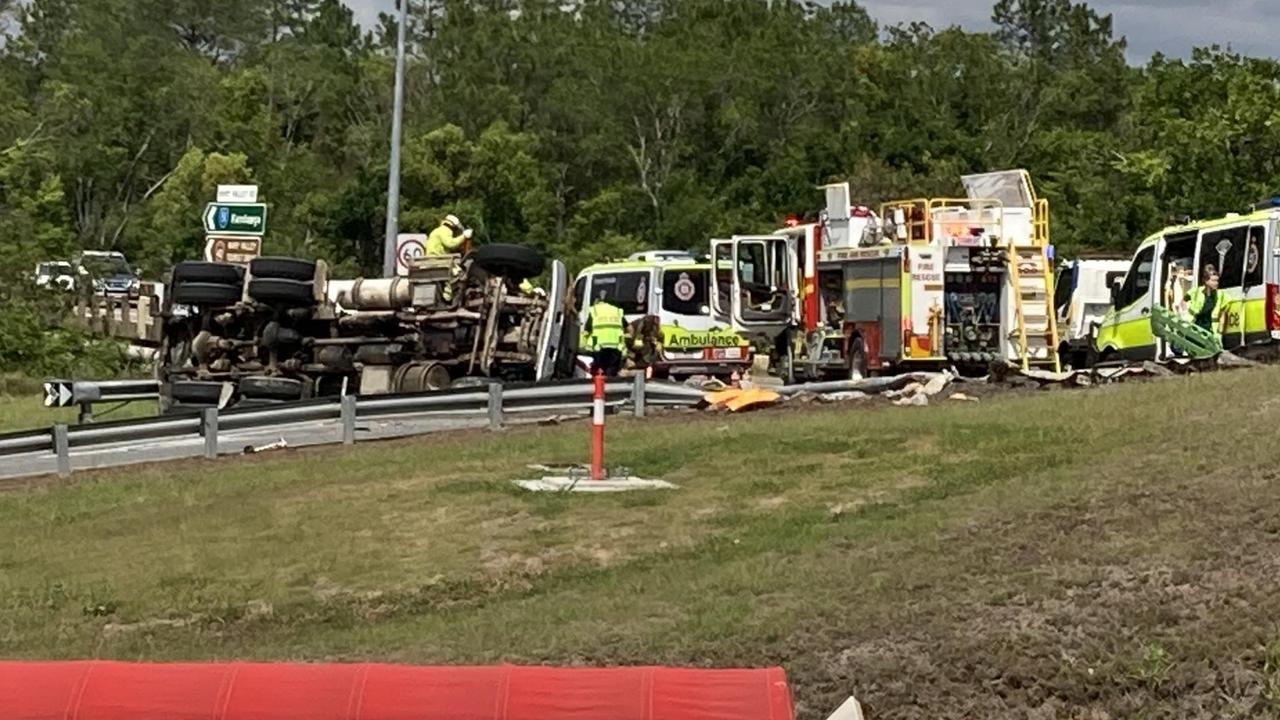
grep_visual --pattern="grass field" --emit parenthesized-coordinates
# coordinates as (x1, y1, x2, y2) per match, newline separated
(0, 375, 155, 432)
(4, 369, 1280, 718)
(0, 394, 155, 433)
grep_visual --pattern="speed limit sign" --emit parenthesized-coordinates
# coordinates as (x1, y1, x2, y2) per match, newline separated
(396, 234, 427, 276)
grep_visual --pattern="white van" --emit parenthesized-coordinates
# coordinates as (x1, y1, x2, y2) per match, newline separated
(573, 252, 752, 378)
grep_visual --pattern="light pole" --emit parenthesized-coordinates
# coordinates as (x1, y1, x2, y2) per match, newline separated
(382, 0, 409, 277)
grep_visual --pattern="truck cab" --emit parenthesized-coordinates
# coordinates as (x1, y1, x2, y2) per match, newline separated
(573, 252, 752, 379)
(1054, 257, 1129, 367)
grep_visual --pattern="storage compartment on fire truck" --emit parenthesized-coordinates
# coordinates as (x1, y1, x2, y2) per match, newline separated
(838, 250, 902, 369)
(942, 246, 1007, 363)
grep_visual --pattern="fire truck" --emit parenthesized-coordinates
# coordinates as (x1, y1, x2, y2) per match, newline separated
(711, 169, 1061, 381)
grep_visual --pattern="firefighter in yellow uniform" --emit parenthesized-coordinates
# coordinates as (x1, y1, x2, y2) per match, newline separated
(426, 214, 472, 255)
(584, 291, 626, 376)
(426, 214, 472, 301)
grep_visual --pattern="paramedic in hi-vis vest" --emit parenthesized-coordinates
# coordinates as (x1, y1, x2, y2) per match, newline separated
(1186, 266, 1228, 338)
(584, 290, 626, 377)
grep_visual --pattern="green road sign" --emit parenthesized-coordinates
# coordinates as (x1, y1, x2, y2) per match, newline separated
(203, 203, 267, 236)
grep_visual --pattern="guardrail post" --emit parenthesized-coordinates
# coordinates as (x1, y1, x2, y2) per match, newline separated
(201, 408, 218, 459)
(135, 295, 150, 338)
(340, 394, 357, 445)
(52, 424, 71, 478)
(487, 382, 503, 431)
(77, 401, 93, 425)
(632, 372, 646, 418)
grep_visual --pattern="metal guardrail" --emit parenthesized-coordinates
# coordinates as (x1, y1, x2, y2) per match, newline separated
(43, 379, 161, 422)
(1, 376, 705, 478)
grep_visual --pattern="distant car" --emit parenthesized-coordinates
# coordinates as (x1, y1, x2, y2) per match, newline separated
(73, 250, 139, 296)
(34, 261, 77, 291)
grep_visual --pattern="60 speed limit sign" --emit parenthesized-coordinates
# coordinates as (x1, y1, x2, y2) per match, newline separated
(395, 234, 428, 276)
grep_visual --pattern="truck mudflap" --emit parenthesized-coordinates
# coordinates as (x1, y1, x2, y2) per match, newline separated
(535, 259, 569, 382)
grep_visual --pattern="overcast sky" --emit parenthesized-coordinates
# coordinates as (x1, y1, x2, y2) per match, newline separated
(343, 0, 1280, 62)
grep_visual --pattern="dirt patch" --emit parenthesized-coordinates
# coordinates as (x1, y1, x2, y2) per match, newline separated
(781, 469, 1280, 719)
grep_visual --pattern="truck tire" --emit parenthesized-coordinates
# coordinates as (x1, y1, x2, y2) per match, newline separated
(471, 244, 545, 280)
(250, 257, 316, 282)
(248, 278, 315, 306)
(239, 375, 306, 401)
(173, 261, 245, 286)
(169, 380, 224, 405)
(172, 281, 243, 307)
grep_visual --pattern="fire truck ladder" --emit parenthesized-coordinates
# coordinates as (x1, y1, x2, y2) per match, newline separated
(1005, 244, 1061, 372)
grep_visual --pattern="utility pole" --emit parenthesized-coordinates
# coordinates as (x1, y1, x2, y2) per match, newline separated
(382, 0, 409, 277)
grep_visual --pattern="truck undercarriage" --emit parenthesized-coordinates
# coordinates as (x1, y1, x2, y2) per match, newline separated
(156, 245, 572, 412)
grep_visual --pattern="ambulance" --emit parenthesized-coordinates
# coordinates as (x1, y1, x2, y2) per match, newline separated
(572, 252, 753, 379)
(711, 169, 1062, 380)
(1094, 200, 1280, 362)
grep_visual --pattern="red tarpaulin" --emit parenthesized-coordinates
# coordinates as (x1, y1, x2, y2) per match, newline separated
(0, 662, 794, 720)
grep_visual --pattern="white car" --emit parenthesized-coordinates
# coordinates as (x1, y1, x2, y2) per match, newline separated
(34, 261, 76, 291)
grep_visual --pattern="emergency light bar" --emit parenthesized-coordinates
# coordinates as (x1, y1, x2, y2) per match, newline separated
(1253, 197, 1280, 211)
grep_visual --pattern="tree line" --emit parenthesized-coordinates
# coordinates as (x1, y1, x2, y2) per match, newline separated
(2, 0, 1279, 374)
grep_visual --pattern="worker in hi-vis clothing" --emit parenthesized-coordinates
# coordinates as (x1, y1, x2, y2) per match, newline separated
(426, 214, 472, 255)
(426, 214, 472, 301)
(584, 290, 626, 377)
(1185, 265, 1229, 337)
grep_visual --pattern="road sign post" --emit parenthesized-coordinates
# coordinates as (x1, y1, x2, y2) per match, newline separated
(203, 203, 267, 236)
(204, 236, 262, 264)
(43, 381, 73, 408)
(216, 184, 259, 203)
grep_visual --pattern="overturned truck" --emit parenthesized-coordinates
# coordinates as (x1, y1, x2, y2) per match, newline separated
(156, 245, 573, 412)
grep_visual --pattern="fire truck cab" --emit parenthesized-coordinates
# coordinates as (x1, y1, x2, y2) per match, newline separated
(712, 169, 1061, 381)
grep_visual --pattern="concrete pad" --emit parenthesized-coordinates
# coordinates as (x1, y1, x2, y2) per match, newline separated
(514, 475, 678, 492)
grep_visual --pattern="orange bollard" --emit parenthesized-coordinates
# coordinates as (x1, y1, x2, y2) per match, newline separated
(591, 370, 606, 480)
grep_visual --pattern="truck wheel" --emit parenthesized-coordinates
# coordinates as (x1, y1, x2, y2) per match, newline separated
(470, 244, 545, 280)
(250, 257, 317, 282)
(248, 278, 315, 306)
(169, 380, 225, 405)
(239, 375, 306, 401)
(172, 282, 243, 306)
(173, 261, 245, 286)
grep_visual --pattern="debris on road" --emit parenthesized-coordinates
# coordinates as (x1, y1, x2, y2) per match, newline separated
(518, 464, 677, 492)
(242, 438, 288, 454)
(893, 393, 929, 407)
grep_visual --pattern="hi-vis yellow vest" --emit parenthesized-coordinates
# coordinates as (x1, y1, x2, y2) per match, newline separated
(588, 301, 626, 351)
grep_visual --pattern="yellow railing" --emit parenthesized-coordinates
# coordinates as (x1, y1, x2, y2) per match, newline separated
(1033, 198, 1050, 247)
(880, 199, 931, 244)
(878, 198, 1006, 246)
